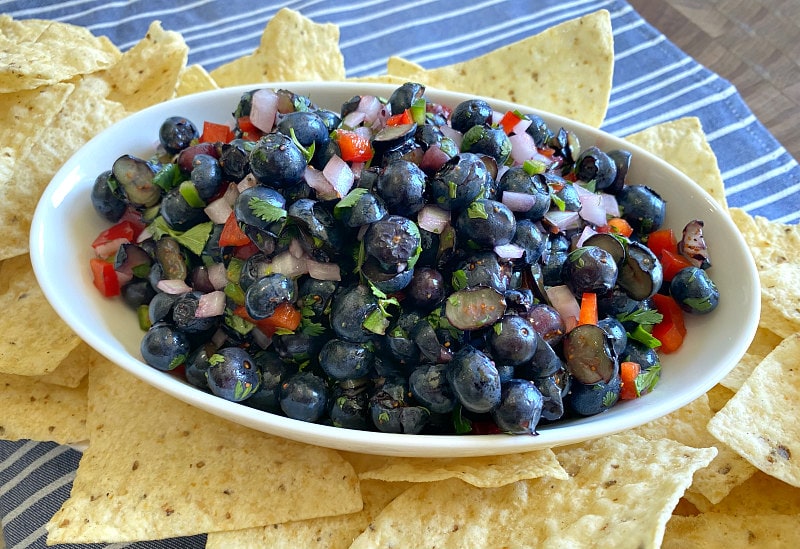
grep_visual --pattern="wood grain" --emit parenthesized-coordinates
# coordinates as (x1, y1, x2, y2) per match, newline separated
(627, 0, 800, 161)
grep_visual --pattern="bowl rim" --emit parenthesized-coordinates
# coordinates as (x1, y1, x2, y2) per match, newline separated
(30, 81, 761, 457)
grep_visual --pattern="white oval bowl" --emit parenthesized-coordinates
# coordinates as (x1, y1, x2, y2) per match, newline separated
(30, 82, 759, 457)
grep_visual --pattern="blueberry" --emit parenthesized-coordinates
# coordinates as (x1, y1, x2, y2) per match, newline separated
(488, 315, 538, 367)
(90, 170, 126, 222)
(244, 273, 295, 320)
(249, 132, 306, 187)
(159, 116, 198, 154)
(244, 351, 293, 413)
(446, 346, 501, 414)
(279, 371, 329, 422)
(329, 387, 370, 430)
(318, 338, 375, 381)
(363, 215, 421, 269)
(370, 376, 429, 434)
(276, 111, 330, 169)
(140, 322, 190, 371)
(375, 159, 426, 215)
(409, 363, 456, 414)
(172, 291, 220, 334)
(491, 379, 544, 435)
(206, 347, 261, 402)
(185, 342, 216, 389)
(190, 154, 223, 200)
(568, 372, 621, 417)
(670, 266, 720, 314)
(454, 199, 516, 249)
(329, 284, 380, 343)
(429, 153, 489, 211)
(450, 99, 492, 134)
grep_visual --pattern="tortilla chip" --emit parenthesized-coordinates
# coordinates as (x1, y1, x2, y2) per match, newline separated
(348, 449, 567, 488)
(177, 64, 219, 96)
(626, 117, 728, 209)
(0, 373, 87, 444)
(663, 514, 800, 548)
(210, 8, 345, 86)
(348, 433, 715, 549)
(0, 15, 120, 92)
(632, 394, 755, 506)
(0, 254, 81, 375)
(383, 10, 614, 127)
(758, 262, 800, 338)
(206, 480, 410, 549)
(32, 342, 95, 388)
(721, 327, 783, 392)
(46, 361, 362, 544)
(708, 470, 800, 515)
(708, 333, 800, 487)
(729, 208, 800, 273)
(101, 21, 187, 112)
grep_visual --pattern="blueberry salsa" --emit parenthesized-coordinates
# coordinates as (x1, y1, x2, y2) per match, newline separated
(88, 83, 720, 436)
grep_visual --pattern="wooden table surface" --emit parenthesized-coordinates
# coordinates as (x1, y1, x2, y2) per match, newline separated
(627, 0, 800, 162)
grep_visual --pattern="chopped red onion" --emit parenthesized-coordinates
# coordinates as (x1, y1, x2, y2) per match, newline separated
(576, 225, 599, 247)
(157, 279, 192, 295)
(577, 190, 608, 227)
(501, 191, 538, 213)
(546, 285, 580, 331)
(419, 145, 451, 173)
(417, 204, 451, 234)
(114, 270, 133, 287)
(494, 243, 525, 259)
(206, 262, 228, 290)
(250, 327, 272, 350)
(353, 126, 372, 140)
(342, 110, 366, 129)
(601, 192, 620, 218)
(543, 209, 582, 231)
(509, 132, 539, 165)
(439, 124, 463, 149)
(195, 290, 226, 318)
(211, 328, 228, 348)
(511, 117, 532, 135)
(222, 182, 240, 206)
(204, 196, 233, 224)
(237, 173, 257, 192)
(93, 237, 129, 258)
(358, 95, 383, 124)
(307, 260, 342, 281)
(323, 155, 354, 198)
(289, 238, 305, 259)
(270, 250, 308, 278)
(136, 227, 152, 244)
(249, 88, 279, 132)
(304, 165, 338, 200)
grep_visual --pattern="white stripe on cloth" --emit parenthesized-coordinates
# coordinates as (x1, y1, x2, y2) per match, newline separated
(726, 158, 800, 196)
(2, 470, 75, 526)
(722, 147, 792, 183)
(0, 446, 71, 498)
(0, 441, 39, 476)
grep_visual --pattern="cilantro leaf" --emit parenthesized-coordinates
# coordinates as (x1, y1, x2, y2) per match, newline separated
(634, 363, 662, 397)
(334, 188, 368, 215)
(249, 196, 287, 223)
(147, 217, 213, 256)
(467, 200, 488, 219)
(616, 307, 664, 326)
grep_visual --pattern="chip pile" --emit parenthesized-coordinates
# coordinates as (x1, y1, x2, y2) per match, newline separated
(1, 8, 799, 548)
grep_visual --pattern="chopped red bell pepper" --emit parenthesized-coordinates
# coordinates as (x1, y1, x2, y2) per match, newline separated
(646, 228, 678, 259)
(660, 249, 694, 282)
(499, 110, 523, 135)
(90, 258, 121, 297)
(199, 120, 234, 144)
(651, 293, 687, 353)
(578, 292, 598, 326)
(385, 109, 413, 126)
(619, 361, 642, 400)
(236, 116, 262, 140)
(218, 211, 250, 247)
(336, 130, 374, 163)
(233, 302, 302, 337)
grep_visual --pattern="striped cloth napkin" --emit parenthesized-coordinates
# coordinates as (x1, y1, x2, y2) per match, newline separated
(1, 1, 797, 548)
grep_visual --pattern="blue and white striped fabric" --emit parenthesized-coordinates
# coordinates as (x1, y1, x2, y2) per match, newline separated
(1, 1, 797, 547)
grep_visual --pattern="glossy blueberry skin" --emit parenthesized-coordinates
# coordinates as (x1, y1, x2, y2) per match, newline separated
(160, 187, 209, 232)
(616, 184, 666, 236)
(370, 376, 429, 434)
(491, 379, 544, 435)
(454, 199, 516, 249)
(568, 372, 621, 417)
(190, 153, 223, 200)
(489, 315, 538, 367)
(140, 322, 191, 371)
(498, 167, 551, 221)
(329, 284, 380, 343)
(234, 185, 287, 235)
(91, 170, 126, 222)
(276, 111, 331, 169)
(159, 116, 198, 154)
(409, 363, 456, 414)
(460, 125, 511, 166)
(244, 351, 293, 414)
(669, 266, 720, 314)
(446, 346, 502, 414)
(218, 139, 252, 181)
(407, 267, 446, 310)
(512, 219, 547, 264)
(429, 153, 489, 211)
(388, 81, 425, 114)
(455, 251, 511, 293)
(534, 374, 567, 422)
(364, 215, 421, 269)
(562, 245, 619, 296)
(620, 339, 661, 371)
(172, 291, 221, 334)
(244, 273, 296, 320)
(249, 132, 307, 187)
(375, 159, 426, 215)
(206, 347, 261, 402)
(516, 332, 565, 380)
(148, 292, 179, 325)
(279, 371, 329, 422)
(185, 342, 216, 389)
(450, 98, 492, 134)
(338, 190, 387, 228)
(319, 338, 375, 381)
(574, 146, 617, 190)
(598, 316, 628, 357)
(329, 389, 370, 430)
